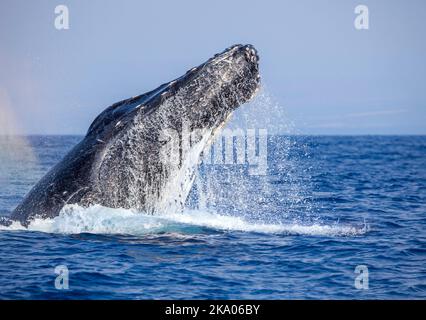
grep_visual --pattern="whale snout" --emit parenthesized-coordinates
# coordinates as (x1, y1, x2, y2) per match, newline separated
(238, 44, 259, 62)
(218, 44, 260, 67)
(221, 44, 261, 103)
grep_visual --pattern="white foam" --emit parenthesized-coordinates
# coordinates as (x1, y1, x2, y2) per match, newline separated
(0, 205, 368, 237)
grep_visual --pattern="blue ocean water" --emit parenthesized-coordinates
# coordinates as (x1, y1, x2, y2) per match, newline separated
(0, 135, 425, 299)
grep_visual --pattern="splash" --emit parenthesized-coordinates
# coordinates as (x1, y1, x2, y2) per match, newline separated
(0, 204, 368, 237)
(188, 85, 316, 225)
(227, 85, 296, 134)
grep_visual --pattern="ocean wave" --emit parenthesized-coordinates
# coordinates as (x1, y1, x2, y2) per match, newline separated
(0, 204, 368, 237)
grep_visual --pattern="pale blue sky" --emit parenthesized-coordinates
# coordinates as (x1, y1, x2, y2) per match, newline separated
(0, 0, 425, 134)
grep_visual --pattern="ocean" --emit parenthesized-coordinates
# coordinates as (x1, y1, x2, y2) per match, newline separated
(0, 135, 425, 299)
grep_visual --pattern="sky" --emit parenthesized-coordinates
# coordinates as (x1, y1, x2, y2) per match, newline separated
(0, 0, 425, 135)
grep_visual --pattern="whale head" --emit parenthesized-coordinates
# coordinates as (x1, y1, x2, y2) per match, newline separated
(84, 44, 261, 212)
(165, 43, 260, 131)
(89, 44, 260, 137)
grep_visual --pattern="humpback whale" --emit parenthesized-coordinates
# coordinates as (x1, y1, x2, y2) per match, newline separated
(8, 44, 260, 227)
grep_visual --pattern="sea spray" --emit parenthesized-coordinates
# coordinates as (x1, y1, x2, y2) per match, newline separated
(188, 85, 317, 225)
(0, 204, 368, 237)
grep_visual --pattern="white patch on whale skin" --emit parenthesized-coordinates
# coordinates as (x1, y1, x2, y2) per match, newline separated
(155, 127, 213, 214)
